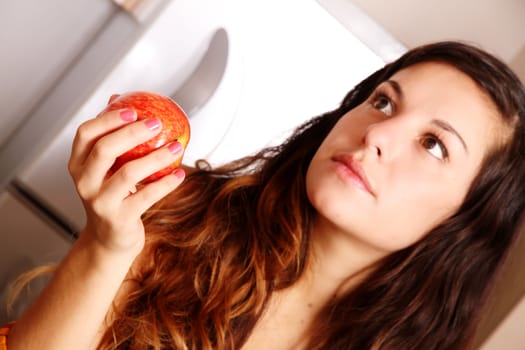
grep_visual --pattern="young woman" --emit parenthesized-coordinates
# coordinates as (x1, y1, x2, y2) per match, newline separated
(4, 41, 525, 350)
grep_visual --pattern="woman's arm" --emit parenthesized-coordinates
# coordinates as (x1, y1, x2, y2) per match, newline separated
(8, 106, 186, 349)
(8, 232, 138, 350)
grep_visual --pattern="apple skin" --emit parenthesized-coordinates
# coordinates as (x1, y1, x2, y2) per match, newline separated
(103, 91, 191, 184)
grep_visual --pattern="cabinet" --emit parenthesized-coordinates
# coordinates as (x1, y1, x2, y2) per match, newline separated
(0, 190, 72, 324)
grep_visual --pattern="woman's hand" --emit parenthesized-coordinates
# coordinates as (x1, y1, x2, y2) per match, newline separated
(7, 95, 187, 350)
(68, 102, 185, 257)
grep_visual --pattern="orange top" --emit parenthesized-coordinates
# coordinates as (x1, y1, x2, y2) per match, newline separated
(0, 323, 15, 350)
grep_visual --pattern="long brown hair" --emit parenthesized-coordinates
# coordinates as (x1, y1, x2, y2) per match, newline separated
(98, 41, 525, 349)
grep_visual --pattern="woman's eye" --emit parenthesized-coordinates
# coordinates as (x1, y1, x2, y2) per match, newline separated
(422, 135, 449, 160)
(372, 93, 394, 116)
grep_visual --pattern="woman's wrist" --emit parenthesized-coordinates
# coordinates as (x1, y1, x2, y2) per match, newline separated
(77, 225, 143, 266)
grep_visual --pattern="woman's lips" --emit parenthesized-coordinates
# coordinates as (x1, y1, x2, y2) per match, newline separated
(332, 154, 376, 196)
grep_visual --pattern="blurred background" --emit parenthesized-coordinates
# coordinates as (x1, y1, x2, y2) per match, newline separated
(0, 1, 523, 348)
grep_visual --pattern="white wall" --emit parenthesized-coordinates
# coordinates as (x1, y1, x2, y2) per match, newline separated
(481, 295, 525, 350)
(347, 0, 525, 82)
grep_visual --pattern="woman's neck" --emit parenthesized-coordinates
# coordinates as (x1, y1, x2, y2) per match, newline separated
(241, 215, 388, 350)
(296, 214, 387, 302)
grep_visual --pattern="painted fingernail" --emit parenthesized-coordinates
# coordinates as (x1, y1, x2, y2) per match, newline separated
(108, 94, 120, 105)
(120, 109, 136, 122)
(144, 118, 161, 130)
(168, 141, 183, 155)
(174, 168, 185, 179)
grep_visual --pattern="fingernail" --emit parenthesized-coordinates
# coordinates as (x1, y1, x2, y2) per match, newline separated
(108, 94, 120, 105)
(145, 118, 161, 130)
(168, 141, 183, 155)
(174, 169, 185, 179)
(120, 109, 136, 122)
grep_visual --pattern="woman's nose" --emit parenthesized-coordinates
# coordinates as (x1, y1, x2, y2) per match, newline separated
(362, 118, 404, 161)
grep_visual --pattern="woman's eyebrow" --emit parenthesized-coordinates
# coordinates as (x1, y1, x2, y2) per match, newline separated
(432, 119, 469, 153)
(385, 80, 403, 98)
(385, 79, 469, 154)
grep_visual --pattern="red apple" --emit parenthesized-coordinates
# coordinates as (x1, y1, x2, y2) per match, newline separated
(103, 91, 190, 184)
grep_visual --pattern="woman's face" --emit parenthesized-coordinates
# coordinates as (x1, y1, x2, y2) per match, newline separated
(306, 62, 506, 253)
